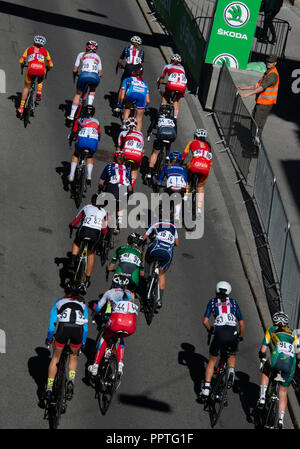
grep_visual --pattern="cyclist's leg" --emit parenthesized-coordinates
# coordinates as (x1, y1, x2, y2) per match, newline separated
(86, 149, 96, 181)
(87, 73, 100, 106)
(68, 146, 80, 181)
(46, 346, 63, 392)
(18, 69, 31, 113)
(258, 360, 271, 407)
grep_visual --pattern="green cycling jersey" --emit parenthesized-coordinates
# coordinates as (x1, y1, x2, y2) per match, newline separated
(110, 244, 144, 288)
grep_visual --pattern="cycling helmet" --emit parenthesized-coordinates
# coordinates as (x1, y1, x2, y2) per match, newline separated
(131, 66, 143, 77)
(130, 35, 142, 45)
(86, 40, 98, 52)
(112, 274, 130, 288)
(83, 105, 95, 116)
(159, 104, 172, 115)
(169, 151, 182, 162)
(194, 128, 208, 139)
(171, 53, 182, 63)
(34, 35, 46, 46)
(216, 281, 232, 296)
(127, 232, 141, 245)
(124, 117, 137, 129)
(114, 150, 126, 161)
(272, 312, 289, 326)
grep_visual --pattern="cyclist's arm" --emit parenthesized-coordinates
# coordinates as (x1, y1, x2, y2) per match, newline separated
(45, 50, 54, 69)
(82, 307, 89, 345)
(157, 166, 167, 184)
(19, 48, 29, 65)
(174, 237, 179, 247)
(70, 209, 85, 227)
(47, 302, 58, 341)
(238, 319, 245, 338)
(203, 301, 213, 331)
(101, 214, 108, 235)
(181, 141, 192, 162)
(99, 165, 109, 186)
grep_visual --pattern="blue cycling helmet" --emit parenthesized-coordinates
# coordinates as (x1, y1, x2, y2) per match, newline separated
(169, 151, 182, 162)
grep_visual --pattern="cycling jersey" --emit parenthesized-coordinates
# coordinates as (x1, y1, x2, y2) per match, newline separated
(158, 163, 187, 191)
(204, 297, 243, 326)
(100, 163, 132, 187)
(95, 288, 134, 312)
(74, 52, 102, 74)
(73, 117, 100, 153)
(20, 45, 53, 83)
(121, 76, 149, 110)
(70, 204, 107, 232)
(183, 140, 212, 181)
(118, 130, 144, 165)
(120, 45, 144, 65)
(146, 221, 178, 250)
(161, 63, 187, 95)
(47, 297, 89, 344)
(262, 325, 300, 386)
(110, 244, 144, 288)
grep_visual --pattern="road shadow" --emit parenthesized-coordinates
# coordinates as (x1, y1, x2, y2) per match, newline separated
(233, 371, 260, 425)
(104, 91, 118, 111)
(56, 161, 70, 192)
(54, 253, 72, 289)
(58, 100, 72, 119)
(8, 92, 22, 109)
(104, 122, 121, 147)
(118, 393, 172, 412)
(178, 342, 208, 399)
(28, 346, 51, 409)
(77, 8, 108, 19)
(281, 160, 300, 214)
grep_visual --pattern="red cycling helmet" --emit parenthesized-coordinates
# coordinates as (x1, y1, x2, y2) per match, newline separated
(86, 40, 98, 52)
(114, 150, 126, 161)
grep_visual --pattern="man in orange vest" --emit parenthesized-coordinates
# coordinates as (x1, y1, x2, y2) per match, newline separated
(237, 54, 279, 142)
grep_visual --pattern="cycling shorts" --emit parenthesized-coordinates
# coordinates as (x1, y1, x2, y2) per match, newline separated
(77, 71, 100, 92)
(54, 323, 83, 350)
(156, 127, 177, 143)
(104, 312, 137, 340)
(165, 83, 186, 100)
(74, 225, 102, 251)
(188, 158, 210, 184)
(148, 242, 173, 271)
(263, 356, 296, 387)
(165, 187, 186, 197)
(209, 325, 239, 357)
(25, 63, 46, 84)
(106, 182, 128, 204)
(123, 147, 143, 167)
(125, 91, 147, 110)
(74, 143, 97, 158)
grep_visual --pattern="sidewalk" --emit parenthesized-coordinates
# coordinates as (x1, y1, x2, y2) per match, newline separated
(137, 0, 300, 428)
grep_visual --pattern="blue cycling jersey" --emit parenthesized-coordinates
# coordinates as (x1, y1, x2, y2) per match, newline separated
(158, 163, 187, 187)
(100, 163, 132, 186)
(121, 76, 149, 96)
(146, 221, 178, 251)
(204, 297, 243, 327)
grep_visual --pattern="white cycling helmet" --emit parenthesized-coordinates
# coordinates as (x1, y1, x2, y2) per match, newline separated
(130, 35, 142, 45)
(171, 53, 182, 63)
(194, 128, 208, 139)
(34, 35, 46, 46)
(216, 281, 232, 296)
(272, 311, 289, 326)
(124, 117, 137, 129)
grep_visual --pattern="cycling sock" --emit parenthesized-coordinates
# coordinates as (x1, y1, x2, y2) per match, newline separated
(46, 378, 54, 391)
(19, 100, 25, 109)
(68, 370, 76, 382)
(174, 109, 179, 118)
(117, 102, 122, 108)
(70, 162, 77, 177)
(260, 384, 268, 399)
(279, 411, 285, 421)
(159, 289, 164, 300)
(70, 103, 78, 119)
(132, 178, 136, 189)
(37, 82, 43, 93)
(88, 94, 94, 106)
(175, 203, 181, 218)
(87, 163, 93, 178)
(204, 382, 211, 388)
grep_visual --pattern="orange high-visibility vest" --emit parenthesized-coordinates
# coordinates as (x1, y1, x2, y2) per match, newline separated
(256, 67, 279, 105)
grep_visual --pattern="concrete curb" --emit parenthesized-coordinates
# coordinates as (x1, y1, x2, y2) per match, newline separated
(136, 0, 300, 429)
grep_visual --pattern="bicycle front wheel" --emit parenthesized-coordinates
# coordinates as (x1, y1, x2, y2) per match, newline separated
(97, 354, 118, 415)
(208, 370, 228, 428)
(48, 363, 67, 429)
(74, 165, 86, 208)
(264, 388, 279, 429)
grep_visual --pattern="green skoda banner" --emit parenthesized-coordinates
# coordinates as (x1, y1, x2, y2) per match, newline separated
(153, 0, 206, 82)
(205, 0, 262, 69)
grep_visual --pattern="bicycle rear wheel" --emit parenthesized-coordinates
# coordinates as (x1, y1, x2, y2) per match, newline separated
(97, 353, 118, 415)
(143, 271, 159, 325)
(73, 164, 86, 208)
(47, 356, 67, 429)
(264, 385, 279, 429)
(74, 241, 88, 284)
(208, 370, 228, 428)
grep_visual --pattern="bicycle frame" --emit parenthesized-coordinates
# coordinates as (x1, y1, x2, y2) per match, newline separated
(263, 371, 282, 429)
(73, 237, 90, 288)
(72, 148, 90, 207)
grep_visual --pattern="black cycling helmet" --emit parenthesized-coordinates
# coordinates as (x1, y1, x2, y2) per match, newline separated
(159, 104, 172, 115)
(83, 105, 95, 117)
(127, 232, 141, 245)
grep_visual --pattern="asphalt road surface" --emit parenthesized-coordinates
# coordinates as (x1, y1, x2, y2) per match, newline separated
(0, 0, 290, 429)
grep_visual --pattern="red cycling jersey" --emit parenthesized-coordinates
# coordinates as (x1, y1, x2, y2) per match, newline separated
(161, 63, 187, 96)
(20, 45, 53, 83)
(182, 140, 213, 183)
(118, 129, 144, 167)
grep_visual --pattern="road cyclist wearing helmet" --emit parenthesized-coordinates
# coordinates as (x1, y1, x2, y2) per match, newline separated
(200, 282, 245, 399)
(157, 54, 187, 119)
(98, 150, 133, 234)
(68, 105, 101, 184)
(107, 233, 144, 294)
(117, 117, 144, 189)
(68, 194, 108, 290)
(117, 66, 150, 132)
(115, 35, 144, 110)
(182, 129, 213, 214)
(44, 288, 89, 401)
(145, 103, 177, 182)
(67, 40, 102, 122)
(88, 273, 139, 378)
(156, 151, 187, 221)
(17, 35, 53, 117)
(257, 311, 300, 428)
(140, 220, 179, 308)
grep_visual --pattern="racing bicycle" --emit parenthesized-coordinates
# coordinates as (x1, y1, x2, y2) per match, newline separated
(20, 65, 48, 128)
(257, 362, 284, 429)
(44, 341, 73, 429)
(95, 226, 115, 266)
(141, 258, 161, 326)
(70, 148, 91, 208)
(68, 228, 90, 295)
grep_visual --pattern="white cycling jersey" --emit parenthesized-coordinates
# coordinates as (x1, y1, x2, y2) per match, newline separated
(75, 52, 102, 73)
(77, 204, 107, 231)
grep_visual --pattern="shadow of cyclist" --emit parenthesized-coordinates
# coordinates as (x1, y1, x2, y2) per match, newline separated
(104, 91, 118, 110)
(104, 122, 121, 147)
(56, 161, 71, 192)
(28, 346, 51, 409)
(233, 371, 260, 425)
(54, 253, 73, 289)
(178, 342, 208, 399)
(8, 92, 22, 109)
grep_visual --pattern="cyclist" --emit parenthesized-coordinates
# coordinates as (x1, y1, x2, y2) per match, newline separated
(115, 35, 144, 110)
(44, 287, 89, 401)
(157, 54, 187, 119)
(107, 232, 144, 293)
(88, 274, 139, 377)
(17, 35, 53, 117)
(200, 281, 244, 399)
(182, 129, 213, 214)
(140, 220, 179, 308)
(117, 117, 144, 189)
(67, 40, 102, 122)
(98, 150, 133, 234)
(68, 105, 101, 184)
(257, 312, 300, 429)
(116, 67, 150, 132)
(68, 194, 108, 290)
(156, 151, 187, 221)
(145, 103, 177, 182)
